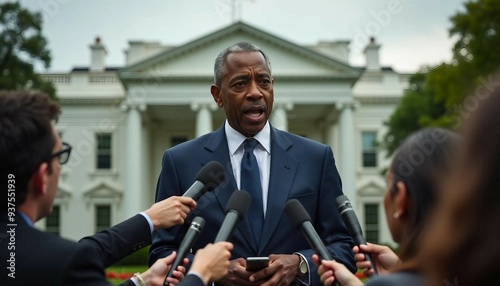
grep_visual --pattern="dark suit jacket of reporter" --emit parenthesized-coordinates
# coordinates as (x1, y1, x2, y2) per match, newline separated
(0, 212, 149, 286)
(149, 124, 356, 285)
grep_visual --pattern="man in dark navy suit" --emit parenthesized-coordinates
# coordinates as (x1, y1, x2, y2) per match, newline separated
(0, 91, 232, 286)
(149, 42, 356, 285)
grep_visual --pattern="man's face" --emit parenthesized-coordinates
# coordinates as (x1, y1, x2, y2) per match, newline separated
(211, 51, 274, 137)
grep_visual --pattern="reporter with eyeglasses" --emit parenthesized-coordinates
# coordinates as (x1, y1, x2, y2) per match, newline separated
(0, 91, 232, 286)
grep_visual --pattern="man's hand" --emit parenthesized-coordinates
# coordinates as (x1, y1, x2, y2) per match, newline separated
(215, 258, 254, 286)
(248, 254, 300, 286)
(145, 196, 197, 229)
(191, 242, 233, 284)
(217, 254, 300, 286)
(353, 243, 400, 277)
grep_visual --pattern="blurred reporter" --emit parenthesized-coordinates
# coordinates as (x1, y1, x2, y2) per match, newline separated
(314, 128, 460, 286)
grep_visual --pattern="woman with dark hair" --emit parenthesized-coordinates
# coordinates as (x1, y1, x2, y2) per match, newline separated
(313, 127, 460, 286)
(419, 85, 500, 285)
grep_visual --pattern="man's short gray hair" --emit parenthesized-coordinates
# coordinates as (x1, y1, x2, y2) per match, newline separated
(213, 42, 272, 86)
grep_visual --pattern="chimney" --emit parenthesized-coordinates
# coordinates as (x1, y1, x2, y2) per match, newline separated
(90, 36, 106, 71)
(364, 37, 381, 71)
(330, 40, 350, 63)
(310, 40, 350, 63)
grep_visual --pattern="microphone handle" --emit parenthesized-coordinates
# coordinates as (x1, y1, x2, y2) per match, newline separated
(214, 212, 239, 242)
(165, 253, 184, 281)
(301, 223, 340, 286)
(182, 181, 204, 201)
(354, 235, 378, 276)
(301, 222, 331, 260)
(164, 229, 200, 284)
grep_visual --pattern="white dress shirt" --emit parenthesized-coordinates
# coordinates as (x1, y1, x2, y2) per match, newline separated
(225, 120, 271, 216)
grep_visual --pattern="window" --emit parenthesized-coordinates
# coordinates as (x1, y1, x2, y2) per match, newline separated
(46, 205, 60, 235)
(96, 134, 112, 169)
(362, 131, 377, 167)
(171, 136, 187, 147)
(364, 203, 379, 244)
(95, 205, 111, 232)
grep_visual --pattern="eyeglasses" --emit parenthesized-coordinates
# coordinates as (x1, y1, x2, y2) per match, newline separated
(48, 142, 72, 165)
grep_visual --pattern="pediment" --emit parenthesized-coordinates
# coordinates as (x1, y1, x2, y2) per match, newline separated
(119, 22, 361, 82)
(357, 180, 385, 196)
(56, 183, 72, 199)
(83, 181, 122, 199)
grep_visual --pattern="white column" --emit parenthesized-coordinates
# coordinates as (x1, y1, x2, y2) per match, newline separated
(270, 102, 293, 131)
(338, 102, 358, 210)
(191, 102, 216, 138)
(122, 102, 145, 218)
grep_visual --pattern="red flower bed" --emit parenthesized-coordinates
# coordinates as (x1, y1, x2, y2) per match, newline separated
(106, 271, 134, 280)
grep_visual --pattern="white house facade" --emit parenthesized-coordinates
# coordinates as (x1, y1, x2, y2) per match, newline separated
(38, 22, 409, 247)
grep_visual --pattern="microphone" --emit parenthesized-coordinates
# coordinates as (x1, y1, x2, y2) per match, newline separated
(182, 161, 225, 201)
(285, 199, 332, 261)
(214, 190, 251, 242)
(165, 216, 205, 284)
(336, 195, 378, 276)
(285, 199, 339, 286)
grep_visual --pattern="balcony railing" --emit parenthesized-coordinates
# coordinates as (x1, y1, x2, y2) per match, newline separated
(89, 75, 120, 84)
(42, 75, 71, 84)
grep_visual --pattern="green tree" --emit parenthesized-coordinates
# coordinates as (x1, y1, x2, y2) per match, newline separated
(382, 70, 447, 154)
(382, 0, 500, 156)
(0, 1, 56, 98)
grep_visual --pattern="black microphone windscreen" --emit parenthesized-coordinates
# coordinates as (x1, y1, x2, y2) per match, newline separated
(285, 199, 312, 228)
(196, 161, 225, 192)
(226, 190, 251, 216)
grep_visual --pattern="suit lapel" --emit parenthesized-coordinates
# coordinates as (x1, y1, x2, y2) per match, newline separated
(258, 127, 298, 253)
(202, 126, 258, 252)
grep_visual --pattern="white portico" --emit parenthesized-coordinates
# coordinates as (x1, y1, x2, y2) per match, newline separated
(40, 22, 409, 247)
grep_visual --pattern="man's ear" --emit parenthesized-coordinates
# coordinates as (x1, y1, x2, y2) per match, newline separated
(210, 84, 223, 108)
(394, 181, 409, 217)
(32, 163, 49, 196)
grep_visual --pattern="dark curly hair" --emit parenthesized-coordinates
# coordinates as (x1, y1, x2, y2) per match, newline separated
(0, 91, 60, 210)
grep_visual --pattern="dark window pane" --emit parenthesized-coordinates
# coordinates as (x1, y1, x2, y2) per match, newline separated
(46, 205, 60, 235)
(97, 155, 111, 169)
(364, 204, 379, 244)
(171, 136, 187, 147)
(96, 134, 112, 169)
(363, 153, 377, 167)
(96, 205, 111, 233)
(362, 131, 377, 167)
(366, 230, 379, 244)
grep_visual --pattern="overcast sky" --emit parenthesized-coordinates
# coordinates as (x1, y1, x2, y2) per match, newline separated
(16, 0, 467, 73)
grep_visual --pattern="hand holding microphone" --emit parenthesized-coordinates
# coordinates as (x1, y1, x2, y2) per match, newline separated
(353, 243, 399, 277)
(165, 216, 205, 284)
(148, 161, 225, 230)
(336, 195, 378, 276)
(145, 196, 197, 230)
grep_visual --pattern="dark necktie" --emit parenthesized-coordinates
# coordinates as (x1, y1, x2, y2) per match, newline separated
(241, 138, 264, 246)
